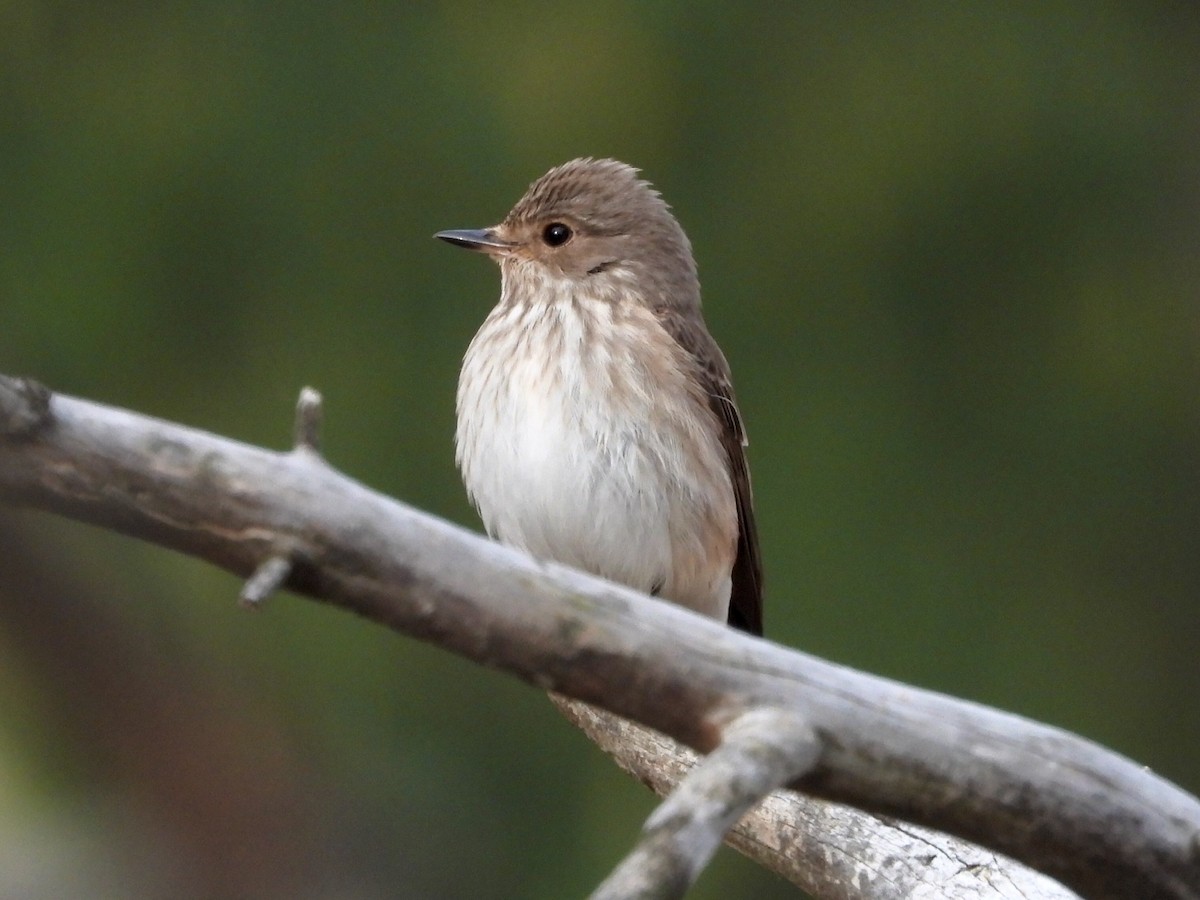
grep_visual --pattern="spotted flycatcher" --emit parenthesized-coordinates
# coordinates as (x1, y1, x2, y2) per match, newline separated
(437, 158, 762, 635)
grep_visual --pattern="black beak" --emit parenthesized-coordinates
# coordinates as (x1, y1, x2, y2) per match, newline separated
(434, 228, 514, 252)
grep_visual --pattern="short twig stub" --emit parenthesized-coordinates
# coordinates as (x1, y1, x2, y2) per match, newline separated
(293, 387, 324, 454)
(240, 554, 294, 608)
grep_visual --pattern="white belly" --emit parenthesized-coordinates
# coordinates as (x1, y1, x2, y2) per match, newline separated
(455, 296, 735, 619)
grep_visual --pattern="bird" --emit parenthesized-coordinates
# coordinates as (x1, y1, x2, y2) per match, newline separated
(436, 158, 761, 635)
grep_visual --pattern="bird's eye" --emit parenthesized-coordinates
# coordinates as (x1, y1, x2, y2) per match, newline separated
(542, 222, 572, 247)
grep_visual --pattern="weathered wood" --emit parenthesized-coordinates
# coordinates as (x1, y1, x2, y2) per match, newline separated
(1, 375, 1197, 899)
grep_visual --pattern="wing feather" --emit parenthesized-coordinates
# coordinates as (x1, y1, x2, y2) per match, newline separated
(653, 307, 763, 635)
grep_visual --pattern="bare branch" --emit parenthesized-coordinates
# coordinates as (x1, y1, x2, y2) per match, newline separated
(1, 375, 1198, 899)
(590, 706, 818, 900)
(554, 698, 1080, 899)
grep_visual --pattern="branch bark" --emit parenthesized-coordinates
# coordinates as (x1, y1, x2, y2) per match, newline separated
(0, 374, 1197, 899)
(587, 704, 820, 900)
(553, 698, 1080, 899)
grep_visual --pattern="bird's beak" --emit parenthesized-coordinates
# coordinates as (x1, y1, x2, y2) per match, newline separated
(434, 228, 515, 254)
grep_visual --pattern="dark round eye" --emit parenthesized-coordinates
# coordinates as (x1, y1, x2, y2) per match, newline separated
(542, 222, 572, 247)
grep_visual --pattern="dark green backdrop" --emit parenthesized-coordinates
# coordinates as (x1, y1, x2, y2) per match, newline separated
(1, 4, 1196, 897)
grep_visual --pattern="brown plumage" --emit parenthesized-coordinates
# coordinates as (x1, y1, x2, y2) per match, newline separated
(438, 158, 762, 635)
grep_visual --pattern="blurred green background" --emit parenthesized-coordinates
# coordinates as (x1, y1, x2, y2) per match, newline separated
(1, 3, 1197, 897)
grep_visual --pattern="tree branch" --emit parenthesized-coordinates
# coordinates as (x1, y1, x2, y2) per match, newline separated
(0, 374, 1197, 899)
(589, 705, 819, 899)
(553, 698, 1079, 899)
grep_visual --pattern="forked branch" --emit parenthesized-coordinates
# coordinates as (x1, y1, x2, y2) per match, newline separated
(0, 375, 1196, 899)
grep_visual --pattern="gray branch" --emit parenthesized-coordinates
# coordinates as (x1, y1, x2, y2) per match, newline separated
(0, 374, 1197, 900)
(554, 698, 1080, 899)
(589, 705, 820, 899)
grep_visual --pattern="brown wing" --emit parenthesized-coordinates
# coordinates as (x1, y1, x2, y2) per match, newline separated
(653, 306, 763, 635)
